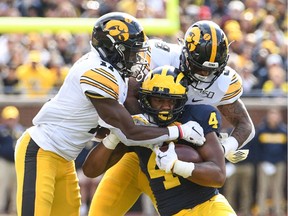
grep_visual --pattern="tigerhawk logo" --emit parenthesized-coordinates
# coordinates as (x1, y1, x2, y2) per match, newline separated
(186, 27, 201, 52)
(104, 19, 131, 41)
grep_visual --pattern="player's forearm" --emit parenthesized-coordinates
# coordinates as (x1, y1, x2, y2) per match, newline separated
(124, 77, 142, 115)
(217, 99, 255, 148)
(82, 143, 113, 178)
(186, 162, 226, 188)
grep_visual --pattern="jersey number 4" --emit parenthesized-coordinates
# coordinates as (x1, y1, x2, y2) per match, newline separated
(147, 153, 181, 190)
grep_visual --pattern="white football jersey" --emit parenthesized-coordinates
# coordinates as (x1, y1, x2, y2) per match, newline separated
(28, 47, 128, 161)
(149, 39, 243, 106)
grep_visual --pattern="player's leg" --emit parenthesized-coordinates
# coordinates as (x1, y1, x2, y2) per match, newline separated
(50, 159, 81, 216)
(15, 132, 57, 216)
(174, 194, 237, 216)
(138, 169, 158, 215)
(0, 158, 10, 213)
(88, 152, 142, 216)
(272, 162, 286, 216)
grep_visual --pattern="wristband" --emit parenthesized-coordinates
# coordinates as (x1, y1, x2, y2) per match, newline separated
(172, 160, 195, 178)
(221, 136, 238, 156)
(102, 134, 120, 150)
(176, 124, 183, 139)
(167, 126, 179, 140)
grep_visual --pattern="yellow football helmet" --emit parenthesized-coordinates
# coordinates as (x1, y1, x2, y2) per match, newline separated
(139, 65, 188, 126)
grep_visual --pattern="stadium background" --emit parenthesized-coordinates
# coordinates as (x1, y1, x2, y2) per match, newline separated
(0, 0, 286, 215)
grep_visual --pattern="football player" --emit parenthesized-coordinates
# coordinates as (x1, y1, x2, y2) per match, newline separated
(83, 66, 236, 215)
(14, 13, 205, 216)
(86, 20, 254, 215)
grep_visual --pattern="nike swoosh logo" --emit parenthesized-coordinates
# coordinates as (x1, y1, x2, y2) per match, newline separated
(192, 98, 203, 102)
(158, 155, 167, 160)
(192, 126, 201, 136)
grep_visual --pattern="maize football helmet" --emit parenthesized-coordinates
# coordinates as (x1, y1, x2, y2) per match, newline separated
(92, 12, 150, 79)
(139, 65, 188, 126)
(180, 20, 229, 90)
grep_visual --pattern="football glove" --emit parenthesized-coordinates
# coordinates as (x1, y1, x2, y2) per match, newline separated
(154, 142, 195, 178)
(169, 121, 205, 146)
(102, 133, 120, 150)
(220, 133, 249, 163)
(154, 142, 178, 173)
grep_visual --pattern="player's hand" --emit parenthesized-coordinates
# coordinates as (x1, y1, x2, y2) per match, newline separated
(177, 121, 205, 146)
(220, 134, 249, 163)
(102, 133, 120, 150)
(154, 142, 178, 173)
(225, 149, 249, 163)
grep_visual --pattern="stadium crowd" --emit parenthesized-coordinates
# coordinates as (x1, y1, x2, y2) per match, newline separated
(0, 0, 287, 216)
(0, 0, 287, 98)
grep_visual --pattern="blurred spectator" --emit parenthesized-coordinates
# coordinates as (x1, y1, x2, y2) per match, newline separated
(16, 50, 55, 97)
(262, 65, 288, 97)
(244, 0, 267, 29)
(55, 31, 76, 65)
(0, 106, 25, 214)
(224, 137, 257, 216)
(209, 0, 229, 25)
(255, 108, 287, 216)
(2, 64, 21, 95)
(46, 52, 69, 94)
(238, 61, 258, 95)
(254, 15, 285, 48)
(252, 48, 270, 90)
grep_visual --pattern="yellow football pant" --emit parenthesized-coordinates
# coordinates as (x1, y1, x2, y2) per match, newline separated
(89, 152, 236, 216)
(15, 131, 81, 216)
(174, 194, 236, 216)
(88, 152, 156, 216)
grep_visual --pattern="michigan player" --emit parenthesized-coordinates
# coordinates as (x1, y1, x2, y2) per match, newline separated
(83, 66, 236, 215)
(86, 20, 254, 215)
(14, 13, 205, 216)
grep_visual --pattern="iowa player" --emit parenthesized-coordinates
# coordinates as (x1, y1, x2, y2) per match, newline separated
(84, 66, 236, 215)
(14, 13, 205, 216)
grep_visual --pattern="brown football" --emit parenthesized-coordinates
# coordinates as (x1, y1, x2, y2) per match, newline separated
(160, 144, 203, 163)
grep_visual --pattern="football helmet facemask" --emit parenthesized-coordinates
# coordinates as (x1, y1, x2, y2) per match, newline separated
(139, 66, 188, 127)
(180, 20, 229, 90)
(92, 12, 150, 79)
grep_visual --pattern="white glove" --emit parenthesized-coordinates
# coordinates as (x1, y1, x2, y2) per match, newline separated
(102, 133, 120, 150)
(154, 142, 195, 178)
(154, 142, 178, 173)
(168, 121, 205, 146)
(220, 134, 249, 163)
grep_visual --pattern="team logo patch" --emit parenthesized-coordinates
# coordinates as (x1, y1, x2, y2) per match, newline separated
(104, 20, 129, 41)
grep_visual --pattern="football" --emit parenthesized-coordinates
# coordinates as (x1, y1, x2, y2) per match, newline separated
(160, 144, 203, 163)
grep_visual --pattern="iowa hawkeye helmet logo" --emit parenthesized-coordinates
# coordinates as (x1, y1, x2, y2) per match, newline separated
(104, 19, 132, 41)
(185, 26, 201, 52)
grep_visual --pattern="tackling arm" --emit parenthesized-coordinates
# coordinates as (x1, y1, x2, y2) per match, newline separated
(124, 77, 142, 115)
(91, 97, 205, 146)
(91, 97, 173, 145)
(217, 99, 255, 149)
(82, 141, 128, 178)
